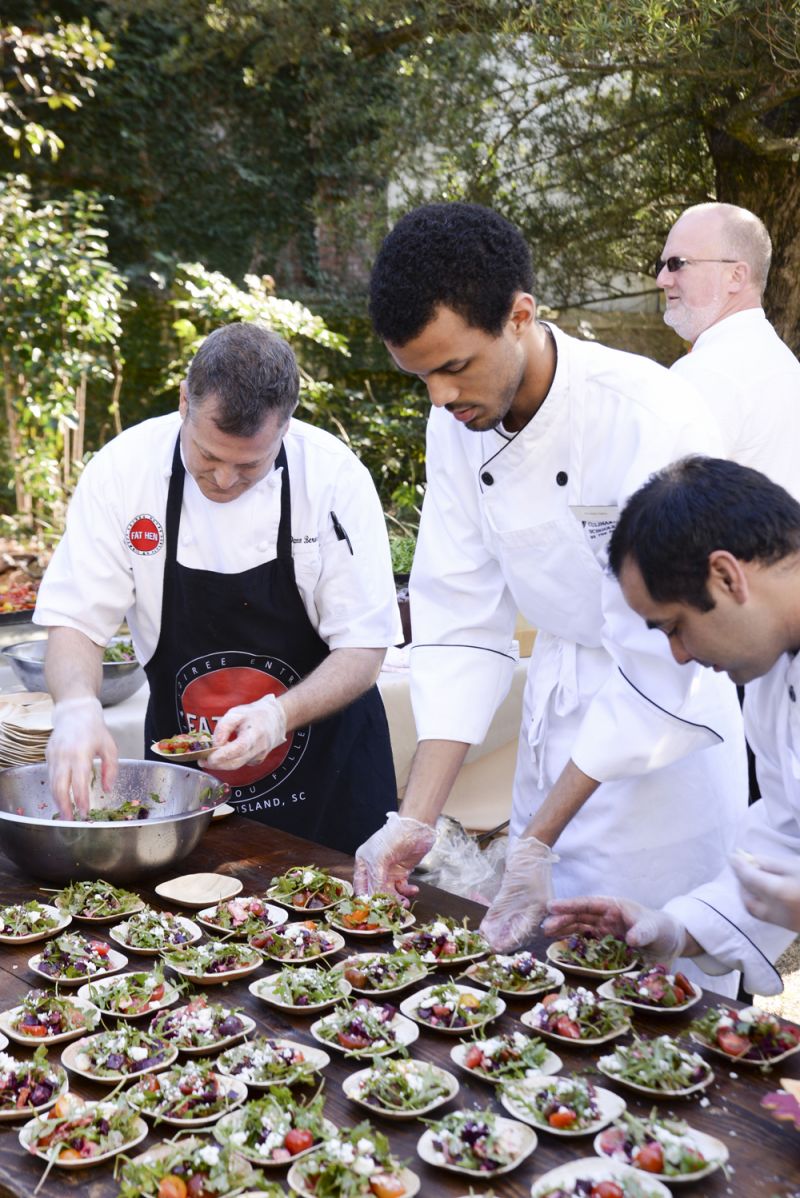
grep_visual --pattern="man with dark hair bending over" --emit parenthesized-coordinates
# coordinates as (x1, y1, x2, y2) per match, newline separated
(546, 456, 800, 996)
(355, 201, 747, 994)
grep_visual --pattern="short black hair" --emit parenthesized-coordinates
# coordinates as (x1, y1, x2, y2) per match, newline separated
(369, 202, 535, 345)
(186, 323, 299, 436)
(609, 456, 800, 610)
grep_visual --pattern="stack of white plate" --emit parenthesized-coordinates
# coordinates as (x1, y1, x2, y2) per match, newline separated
(0, 691, 52, 767)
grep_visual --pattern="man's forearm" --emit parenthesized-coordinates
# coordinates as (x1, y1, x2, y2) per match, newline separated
(524, 758, 600, 846)
(399, 739, 471, 826)
(278, 647, 386, 732)
(45, 626, 105, 702)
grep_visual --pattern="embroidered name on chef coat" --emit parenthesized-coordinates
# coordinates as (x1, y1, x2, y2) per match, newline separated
(569, 504, 620, 545)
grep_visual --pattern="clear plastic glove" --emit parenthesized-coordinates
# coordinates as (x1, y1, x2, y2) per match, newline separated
(46, 696, 118, 820)
(206, 693, 288, 770)
(353, 812, 437, 903)
(543, 895, 688, 962)
(731, 850, 800, 932)
(479, 836, 559, 953)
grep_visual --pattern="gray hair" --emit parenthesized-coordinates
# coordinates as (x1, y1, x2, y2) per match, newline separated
(682, 202, 772, 293)
(186, 323, 299, 435)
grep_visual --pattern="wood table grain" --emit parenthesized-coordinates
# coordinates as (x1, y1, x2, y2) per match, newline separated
(0, 815, 797, 1197)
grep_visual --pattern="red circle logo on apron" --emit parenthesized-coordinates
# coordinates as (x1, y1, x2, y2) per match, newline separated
(176, 651, 309, 796)
(126, 514, 164, 555)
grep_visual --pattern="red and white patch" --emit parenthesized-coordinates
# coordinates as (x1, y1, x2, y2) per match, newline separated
(126, 514, 164, 556)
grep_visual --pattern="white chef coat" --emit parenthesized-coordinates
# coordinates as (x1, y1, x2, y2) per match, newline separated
(410, 324, 747, 993)
(34, 412, 402, 660)
(670, 308, 800, 498)
(666, 652, 800, 996)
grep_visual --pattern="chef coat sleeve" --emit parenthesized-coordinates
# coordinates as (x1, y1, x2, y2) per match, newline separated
(33, 447, 136, 647)
(312, 453, 403, 651)
(663, 673, 796, 995)
(571, 384, 734, 782)
(409, 414, 518, 744)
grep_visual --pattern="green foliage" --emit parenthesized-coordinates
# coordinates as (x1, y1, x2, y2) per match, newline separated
(388, 532, 417, 574)
(0, 175, 125, 532)
(0, 12, 111, 160)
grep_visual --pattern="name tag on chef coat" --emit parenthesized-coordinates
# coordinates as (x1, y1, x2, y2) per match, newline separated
(569, 504, 620, 545)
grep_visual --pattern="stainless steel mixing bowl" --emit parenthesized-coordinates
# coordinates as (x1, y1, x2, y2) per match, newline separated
(2, 637, 146, 706)
(0, 760, 229, 883)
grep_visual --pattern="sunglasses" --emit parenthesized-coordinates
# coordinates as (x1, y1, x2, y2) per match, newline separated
(655, 256, 738, 276)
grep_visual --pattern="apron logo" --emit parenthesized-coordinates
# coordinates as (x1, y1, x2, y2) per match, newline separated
(126, 514, 164, 556)
(175, 650, 309, 802)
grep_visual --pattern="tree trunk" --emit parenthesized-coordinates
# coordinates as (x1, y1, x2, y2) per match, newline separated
(708, 127, 800, 355)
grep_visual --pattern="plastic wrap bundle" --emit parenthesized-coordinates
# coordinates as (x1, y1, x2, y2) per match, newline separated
(413, 815, 508, 906)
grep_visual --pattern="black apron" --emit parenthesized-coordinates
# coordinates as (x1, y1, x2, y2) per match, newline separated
(143, 436, 397, 854)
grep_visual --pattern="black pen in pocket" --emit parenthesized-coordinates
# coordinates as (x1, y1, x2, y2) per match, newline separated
(330, 510, 353, 554)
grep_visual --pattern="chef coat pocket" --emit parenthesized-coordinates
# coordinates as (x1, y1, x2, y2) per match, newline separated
(291, 539, 323, 595)
(489, 515, 605, 646)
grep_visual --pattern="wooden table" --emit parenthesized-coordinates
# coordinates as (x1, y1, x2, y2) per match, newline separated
(0, 816, 797, 1197)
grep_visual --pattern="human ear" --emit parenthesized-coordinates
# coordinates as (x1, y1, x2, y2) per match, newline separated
(508, 292, 536, 335)
(708, 549, 749, 603)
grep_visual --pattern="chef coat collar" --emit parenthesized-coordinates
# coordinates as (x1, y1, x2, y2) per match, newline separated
(485, 321, 569, 452)
(690, 307, 767, 353)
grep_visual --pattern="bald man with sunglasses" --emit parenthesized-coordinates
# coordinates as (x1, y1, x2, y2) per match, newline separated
(656, 202, 800, 498)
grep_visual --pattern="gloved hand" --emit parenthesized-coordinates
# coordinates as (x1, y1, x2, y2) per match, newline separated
(479, 836, 559, 952)
(543, 895, 688, 962)
(731, 850, 800, 932)
(46, 697, 118, 820)
(353, 812, 437, 902)
(206, 693, 288, 770)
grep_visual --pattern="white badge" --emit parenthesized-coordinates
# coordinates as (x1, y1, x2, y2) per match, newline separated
(569, 504, 619, 544)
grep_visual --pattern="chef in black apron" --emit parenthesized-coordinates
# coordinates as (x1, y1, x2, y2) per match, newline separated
(40, 324, 398, 845)
(142, 433, 397, 855)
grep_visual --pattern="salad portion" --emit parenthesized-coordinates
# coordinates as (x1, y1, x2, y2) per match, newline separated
(196, 895, 287, 939)
(126, 1058, 247, 1125)
(400, 982, 504, 1033)
(418, 1107, 536, 1175)
(602, 965, 699, 1011)
(19, 1092, 146, 1166)
(0, 1045, 66, 1117)
(161, 941, 261, 982)
(149, 996, 253, 1052)
(464, 950, 564, 996)
(214, 1085, 331, 1164)
(216, 1036, 329, 1088)
(266, 865, 351, 911)
(338, 950, 428, 995)
(116, 1136, 278, 1198)
(451, 1029, 559, 1082)
(343, 1057, 458, 1118)
(521, 987, 630, 1043)
(598, 1035, 713, 1096)
(79, 966, 178, 1018)
(531, 1158, 670, 1198)
(152, 731, 213, 756)
(53, 879, 142, 920)
(689, 1003, 800, 1063)
(596, 1110, 728, 1179)
(29, 931, 126, 983)
(250, 919, 343, 960)
(393, 915, 488, 963)
(501, 1074, 624, 1135)
(62, 1024, 177, 1081)
(288, 1120, 415, 1198)
(110, 907, 201, 953)
(548, 933, 641, 976)
(1, 989, 99, 1044)
(327, 892, 412, 934)
(311, 997, 418, 1057)
(0, 900, 68, 942)
(250, 963, 350, 1010)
